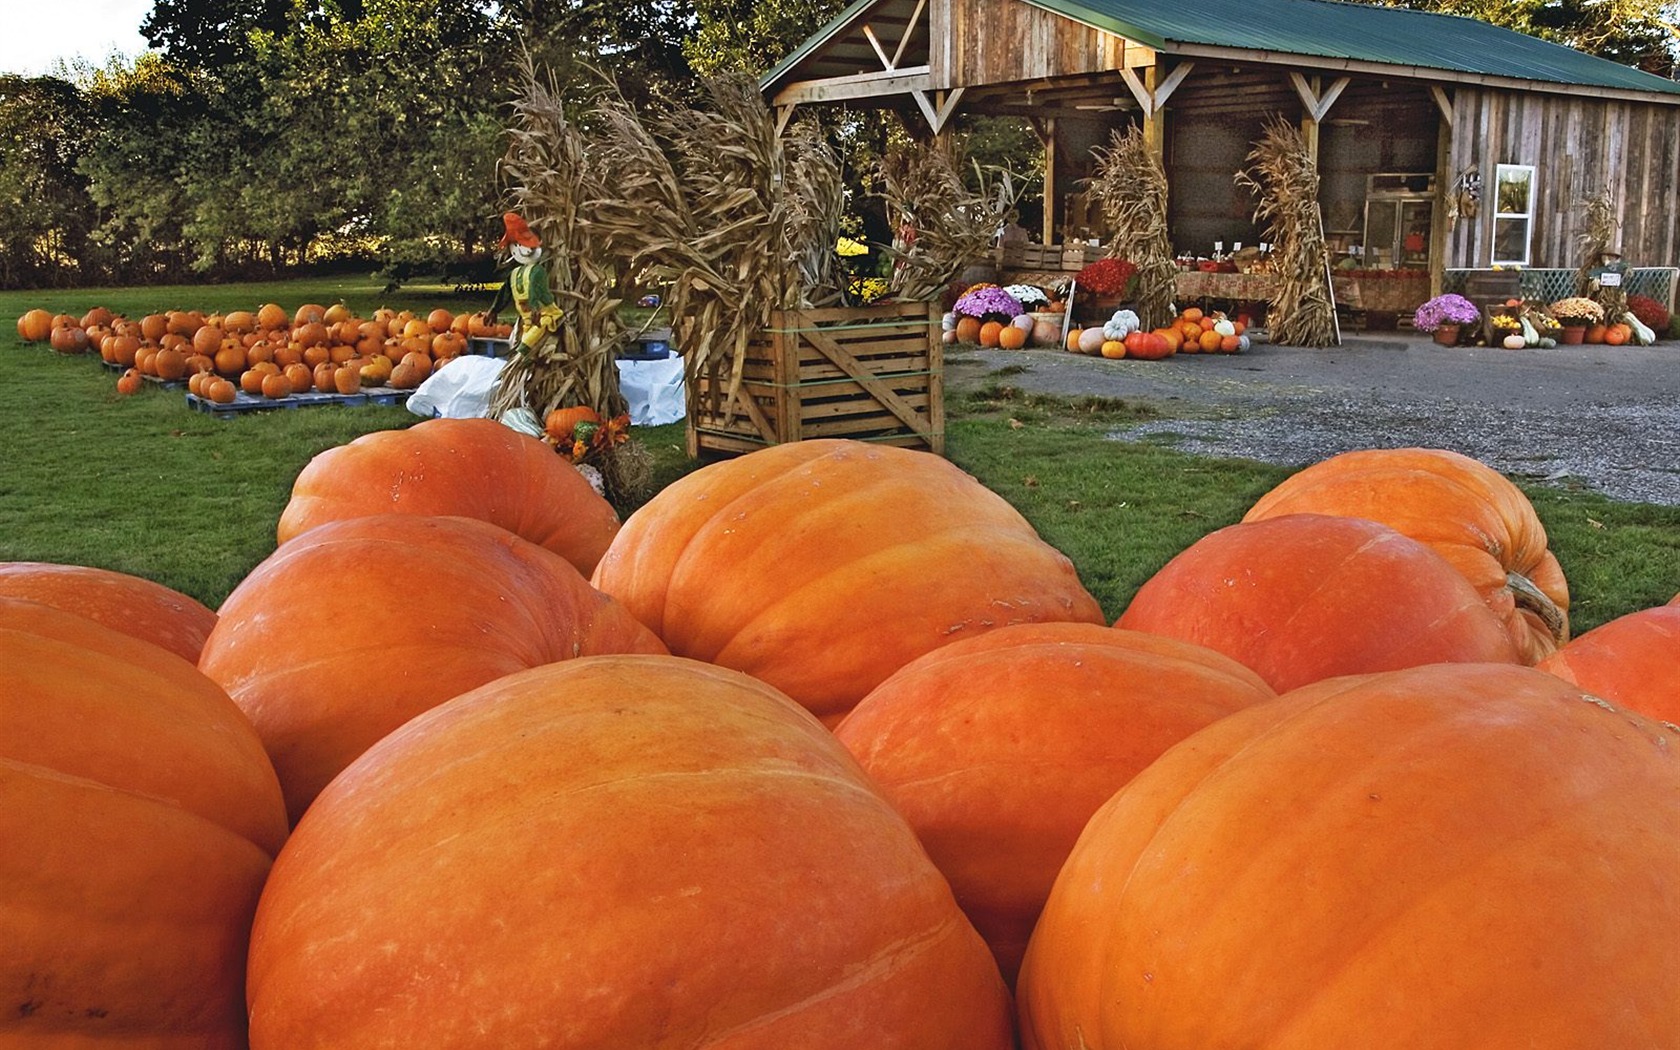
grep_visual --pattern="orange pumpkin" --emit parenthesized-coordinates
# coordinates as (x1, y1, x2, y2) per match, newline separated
(16, 308, 52, 342)
(835, 623, 1273, 984)
(115, 368, 143, 395)
(1116, 514, 1519, 692)
(278, 417, 621, 577)
(1585, 323, 1608, 343)
(202, 515, 665, 822)
(0, 597, 286, 1047)
(206, 377, 238, 404)
(1065, 327, 1084, 351)
(977, 320, 1003, 347)
(591, 440, 1105, 725)
(997, 323, 1029, 350)
(1242, 448, 1570, 662)
(0, 562, 217, 663)
(49, 324, 89, 354)
(1018, 663, 1680, 1049)
(955, 316, 982, 344)
(1605, 322, 1631, 346)
(1538, 604, 1680, 723)
(292, 303, 326, 327)
(259, 371, 292, 399)
(247, 655, 1014, 1049)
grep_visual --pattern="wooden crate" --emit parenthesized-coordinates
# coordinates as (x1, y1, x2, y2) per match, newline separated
(687, 302, 943, 458)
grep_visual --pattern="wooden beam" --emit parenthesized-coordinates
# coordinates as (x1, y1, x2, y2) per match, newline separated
(907, 86, 965, 134)
(1042, 116, 1058, 246)
(1429, 84, 1454, 126)
(773, 66, 932, 106)
(1288, 72, 1350, 121)
(776, 105, 796, 136)
(1430, 101, 1452, 295)
(1119, 61, 1194, 119)
(891, 0, 926, 69)
(862, 24, 893, 69)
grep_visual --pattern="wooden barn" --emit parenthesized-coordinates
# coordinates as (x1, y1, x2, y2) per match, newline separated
(761, 0, 1680, 314)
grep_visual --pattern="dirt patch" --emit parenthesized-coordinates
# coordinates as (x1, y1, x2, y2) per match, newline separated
(949, 334, 1680, 506)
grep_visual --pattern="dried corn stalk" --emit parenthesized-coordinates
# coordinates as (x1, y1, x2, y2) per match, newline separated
(1236, 117, 1337, 347)
(494, 60, 629, 423)
(1574, 190, 1627, 316)
(875, 145, 997, 302)
(1087, 126, 1176, 330)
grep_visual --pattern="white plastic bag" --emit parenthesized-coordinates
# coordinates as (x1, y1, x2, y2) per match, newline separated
(406, 356, 507, 419)
(617, 357, 686, 426)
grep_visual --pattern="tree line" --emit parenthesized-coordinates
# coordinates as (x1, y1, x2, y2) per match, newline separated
(2, 0, 1674, 291)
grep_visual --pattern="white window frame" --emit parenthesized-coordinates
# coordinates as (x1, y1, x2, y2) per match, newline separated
(1491, 163, 1537, 266)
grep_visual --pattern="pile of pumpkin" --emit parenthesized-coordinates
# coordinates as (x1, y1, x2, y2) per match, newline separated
(6, 422, 1680, 1048)
(15, 303, 513, 402)
(1065, 305, 1252, 359)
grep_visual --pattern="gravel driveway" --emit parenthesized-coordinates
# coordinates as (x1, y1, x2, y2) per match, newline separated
(949, 333, 1680, 506)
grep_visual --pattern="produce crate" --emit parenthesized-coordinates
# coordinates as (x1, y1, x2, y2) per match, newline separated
(687, 302, 943, 458)
(185, 387, 408, 419)
(996, 244, 1090, 271)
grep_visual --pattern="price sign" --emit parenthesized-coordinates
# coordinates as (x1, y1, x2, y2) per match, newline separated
(1600, 272, 1623, 287)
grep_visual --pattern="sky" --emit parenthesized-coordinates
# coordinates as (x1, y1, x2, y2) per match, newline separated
(1, 0, 154, 77)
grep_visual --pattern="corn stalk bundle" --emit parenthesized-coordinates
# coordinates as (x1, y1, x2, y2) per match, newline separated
(1087, 126, 1176, 330)
(782, 121, 848, 308)
(493, 60, 629, 423)
(875, 145, 996, 302)
(1574, 190, 1626, 316)
(1236, 117, 1336, 347)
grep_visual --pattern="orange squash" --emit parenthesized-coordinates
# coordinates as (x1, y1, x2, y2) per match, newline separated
(247, 655, 1013, 1049)
(1117, 514, 1519, 692)
(201, 514, 665, 822)
(1242, 447, 1570, 662)
(1019, 663, 1680, 1049)
(278, 417, 621, 576)
(0, 598, 286, 1047)
(835, 623, 1273, 984)
(1538, 604, 1680, 723)
(0, 561, 217, 663)
(592, 440, 1105, 725)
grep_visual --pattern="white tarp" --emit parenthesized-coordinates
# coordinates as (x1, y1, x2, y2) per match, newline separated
(407, 355, 686, 427)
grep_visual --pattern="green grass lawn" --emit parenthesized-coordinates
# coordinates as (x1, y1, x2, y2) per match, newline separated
(3, 279, 1676, 633)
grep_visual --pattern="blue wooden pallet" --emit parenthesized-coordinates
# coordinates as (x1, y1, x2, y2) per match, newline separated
(185, 386, 408, 418)
(102, 358, 187, 389)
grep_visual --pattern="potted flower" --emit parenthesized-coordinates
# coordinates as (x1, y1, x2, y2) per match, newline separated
(1412, 293, 1480, 346)
(1548, 297, 1605, 343)
(1072, 257, 1138, 321)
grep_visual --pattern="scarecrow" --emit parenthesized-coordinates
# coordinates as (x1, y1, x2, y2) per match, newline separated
(488, 211, 564, 353)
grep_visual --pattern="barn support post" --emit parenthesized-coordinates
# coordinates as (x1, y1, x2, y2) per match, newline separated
(1429, 85, 1455, 296)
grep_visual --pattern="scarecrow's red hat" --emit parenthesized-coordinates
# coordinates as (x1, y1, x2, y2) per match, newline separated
(499, 211, 541, 249)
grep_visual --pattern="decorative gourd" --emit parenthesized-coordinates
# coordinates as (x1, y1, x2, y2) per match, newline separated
(1077, 327, 1107, 354)
(591, 440, 1105, 725)
(0, 597, 286, 1046)
(1537, 604, 1680, 723)
(1018, 663, 1680, 1050)
(1117, 514, 1520, 692)
(835, 623, 1273, 984)
(1503, 333, 1526, 349)
(0, 561, 217, 664)
(17, 308, 52, 342)
(201, 514, 665, 822)
(1101, 310, 1140, 341)
(1624, 311, 1657, 345)
(247, 655, 1014, 1049)
(279, 417, 621, 576)
(1241, 447, 1570, 663)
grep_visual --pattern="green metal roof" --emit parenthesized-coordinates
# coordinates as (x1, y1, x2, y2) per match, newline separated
(764, 0, 1680, 99)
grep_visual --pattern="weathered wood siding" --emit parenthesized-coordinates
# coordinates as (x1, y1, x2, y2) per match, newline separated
(931, 0, 1127, 90)
(1447, 87, 1680, 268)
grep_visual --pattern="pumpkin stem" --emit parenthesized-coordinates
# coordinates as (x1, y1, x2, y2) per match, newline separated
(1507, 570, 1568, 645)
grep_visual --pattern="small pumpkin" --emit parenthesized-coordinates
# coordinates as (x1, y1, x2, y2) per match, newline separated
(954, 316, 982, 344)
(1099, 339, 1126, 359)
(978, 320, 1004, 348)
(997, 324, 1028, 350)
(115, 368, 143, 395)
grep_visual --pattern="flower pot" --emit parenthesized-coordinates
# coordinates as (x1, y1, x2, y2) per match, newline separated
(1559, 325, 1587, 345)
(1431, 323, 1461, 347)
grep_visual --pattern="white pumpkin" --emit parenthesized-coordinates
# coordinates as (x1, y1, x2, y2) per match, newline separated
(941, 311, 957, 332)
(1213, 318, 1237, 338)
(1101, 310, 1140, 342)
(1011, 313, 1035, 333)
(1503, 333, 1526, 349)
(942, 329, 958, 345)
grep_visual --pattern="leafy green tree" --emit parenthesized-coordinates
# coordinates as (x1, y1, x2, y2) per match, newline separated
(1377, 0, 1678, 76)
(685, 0, 846, 77)
(0, 75, 99, 288)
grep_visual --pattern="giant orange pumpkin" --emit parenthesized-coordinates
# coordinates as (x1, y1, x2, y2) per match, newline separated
(1, 597, 286, 1046)
(0, 561, 217, 663)
(1018, 663, 1680, 1049)
(17, 308, 53, 342)
(200, 514, 665, 823)
(591, 439, 1105, 724)
(247, 655, 1014, 1049)
(1537, 604, 1680, 723)
(1242, 447, 1570, 662)
(834, 623, 1274, 983)
(1116, 514, 1519, 692)
(277, 416, 621, 577)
